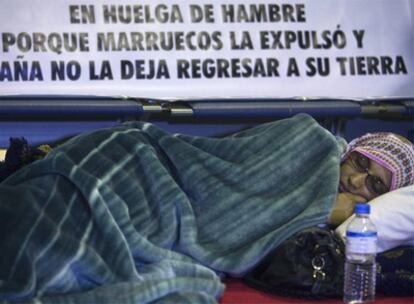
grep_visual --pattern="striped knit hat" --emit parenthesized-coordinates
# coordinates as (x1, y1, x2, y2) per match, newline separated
(343, 133, 414, 191)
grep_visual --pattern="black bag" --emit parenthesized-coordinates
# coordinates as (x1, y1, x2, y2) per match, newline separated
(243, 226, 345, 299)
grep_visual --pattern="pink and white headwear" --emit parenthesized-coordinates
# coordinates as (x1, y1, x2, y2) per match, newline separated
(343, 132, 414, 191)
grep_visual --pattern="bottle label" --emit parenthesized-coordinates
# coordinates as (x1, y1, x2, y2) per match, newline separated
(346, 231, 377, 237)
(346, 233, 377, 254)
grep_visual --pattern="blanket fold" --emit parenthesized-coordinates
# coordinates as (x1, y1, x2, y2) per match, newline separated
(0, 114, 342, 303)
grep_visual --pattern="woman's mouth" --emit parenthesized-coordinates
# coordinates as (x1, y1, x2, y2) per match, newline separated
(339, 182, 349, 193)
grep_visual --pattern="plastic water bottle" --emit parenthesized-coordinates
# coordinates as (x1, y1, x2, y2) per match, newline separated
(343, 203, 377, 304)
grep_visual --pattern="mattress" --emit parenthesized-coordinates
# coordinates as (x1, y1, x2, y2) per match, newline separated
(221, 279, 414, 304)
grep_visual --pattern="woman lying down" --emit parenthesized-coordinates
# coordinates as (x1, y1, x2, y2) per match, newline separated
(0, 113, 413, 303)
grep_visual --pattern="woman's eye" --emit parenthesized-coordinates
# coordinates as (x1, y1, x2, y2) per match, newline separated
(367, 176, 387, 196)
(355, 154, 369, 170)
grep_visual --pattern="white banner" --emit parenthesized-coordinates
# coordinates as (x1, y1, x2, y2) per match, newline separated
(0, 0, 413, 99)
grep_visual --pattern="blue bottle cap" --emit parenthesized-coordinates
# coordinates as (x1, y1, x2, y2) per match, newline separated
(355, 203, 370, 214)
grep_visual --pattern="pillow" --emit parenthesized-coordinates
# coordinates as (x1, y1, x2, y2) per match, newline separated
(335, 185, 414, 253)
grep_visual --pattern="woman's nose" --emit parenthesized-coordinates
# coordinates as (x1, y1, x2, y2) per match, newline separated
(349, 171, 367, 189)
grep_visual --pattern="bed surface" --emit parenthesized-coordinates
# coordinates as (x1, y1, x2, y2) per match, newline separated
(221, 279, 414, 303)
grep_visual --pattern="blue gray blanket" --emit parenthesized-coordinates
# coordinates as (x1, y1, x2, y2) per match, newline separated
(0, 114, 342, 303)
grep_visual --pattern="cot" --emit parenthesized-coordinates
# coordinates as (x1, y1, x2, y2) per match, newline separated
(0, 96, 413, 303)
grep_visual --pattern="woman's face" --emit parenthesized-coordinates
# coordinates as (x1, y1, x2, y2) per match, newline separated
(339, 152, 392, 201)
